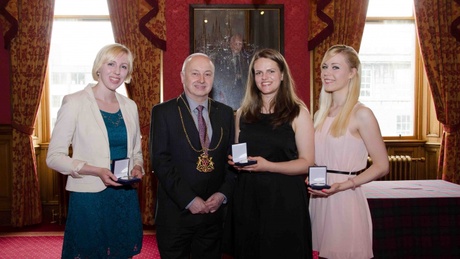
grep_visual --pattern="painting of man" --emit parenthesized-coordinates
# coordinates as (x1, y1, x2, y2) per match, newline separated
(211, 33, 251, 110)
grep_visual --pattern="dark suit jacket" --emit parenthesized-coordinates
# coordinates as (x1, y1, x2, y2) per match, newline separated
(211, 51, 250, 110)
(150, 93, 236, 227)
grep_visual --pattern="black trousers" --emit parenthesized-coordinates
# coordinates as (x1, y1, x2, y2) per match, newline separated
(156, 222, 223, 259)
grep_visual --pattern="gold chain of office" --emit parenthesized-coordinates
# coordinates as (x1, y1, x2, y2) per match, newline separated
(177, 96, 223, 172)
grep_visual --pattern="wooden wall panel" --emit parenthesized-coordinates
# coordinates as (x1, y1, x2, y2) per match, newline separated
(0, 125, 12, 225)
(425, 143, 441, 180)
(36, 143, 61, 223)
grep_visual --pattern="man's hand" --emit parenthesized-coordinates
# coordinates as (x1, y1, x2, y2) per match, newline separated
(188, 197, 210, 214)
(205, 192, 226, 213)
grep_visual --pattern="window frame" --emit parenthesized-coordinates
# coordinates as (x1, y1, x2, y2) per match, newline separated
(37, 14, 111, 145)
(362, 15, 425, 141)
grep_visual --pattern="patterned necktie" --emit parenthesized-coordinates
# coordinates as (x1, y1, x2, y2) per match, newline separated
(196, 105, 209, 148)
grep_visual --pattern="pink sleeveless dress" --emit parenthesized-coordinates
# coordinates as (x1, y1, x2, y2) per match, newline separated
(309, 113, 373, 259)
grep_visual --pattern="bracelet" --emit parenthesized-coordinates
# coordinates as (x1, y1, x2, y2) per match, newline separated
(349, 178, 356, 190)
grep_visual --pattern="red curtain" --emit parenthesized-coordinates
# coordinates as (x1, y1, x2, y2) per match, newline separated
(414, 0, 460, 183)
(107, 0, 166, 225)
(4, 0, 54, 226)
(308, 0, 369, 112)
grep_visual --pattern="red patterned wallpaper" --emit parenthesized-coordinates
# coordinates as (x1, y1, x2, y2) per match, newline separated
(163, 0, 310, 106)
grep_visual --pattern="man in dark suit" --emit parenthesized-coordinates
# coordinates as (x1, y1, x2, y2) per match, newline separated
(211, 33, 251, 110)
(150, 53, 236, 259)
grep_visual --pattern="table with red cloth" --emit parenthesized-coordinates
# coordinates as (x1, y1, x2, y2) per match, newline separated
(362, 180, 460, 259)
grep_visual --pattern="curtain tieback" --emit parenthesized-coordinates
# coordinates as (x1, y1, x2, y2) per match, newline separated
(12, 121, 34, 135)
(443, 123, 460, 134)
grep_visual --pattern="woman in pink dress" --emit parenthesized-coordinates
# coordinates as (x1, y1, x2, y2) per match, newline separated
(308, 45, 389, 259)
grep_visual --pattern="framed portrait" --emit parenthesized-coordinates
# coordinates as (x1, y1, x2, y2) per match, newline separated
(190, 4, 284, 110)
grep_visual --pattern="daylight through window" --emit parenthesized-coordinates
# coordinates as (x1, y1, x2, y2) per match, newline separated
(359, 0, 416, 137)
(48, 0, 124, 132)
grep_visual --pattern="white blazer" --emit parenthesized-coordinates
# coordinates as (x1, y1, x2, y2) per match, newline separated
(46, 84, 144, 192)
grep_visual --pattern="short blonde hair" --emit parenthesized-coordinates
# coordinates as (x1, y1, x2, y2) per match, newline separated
(92, 43, 134, 83)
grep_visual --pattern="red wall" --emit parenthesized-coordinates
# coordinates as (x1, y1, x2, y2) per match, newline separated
(0, 22, 12, 124)
(0, 1, 310, 123)
(164, 0, 310, 106)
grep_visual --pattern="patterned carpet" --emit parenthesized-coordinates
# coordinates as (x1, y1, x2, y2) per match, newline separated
(0, 231, 160, 259)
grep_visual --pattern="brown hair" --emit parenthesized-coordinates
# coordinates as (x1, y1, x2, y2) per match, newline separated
(240, 48, 306, 127)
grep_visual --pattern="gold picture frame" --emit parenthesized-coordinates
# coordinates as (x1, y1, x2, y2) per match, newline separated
(190, 4, 284, 110)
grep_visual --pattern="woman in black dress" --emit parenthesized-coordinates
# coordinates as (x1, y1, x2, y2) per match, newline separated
(228, 48, 315, 259)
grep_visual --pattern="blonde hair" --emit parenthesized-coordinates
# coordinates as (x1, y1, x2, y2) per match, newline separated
(92, 43, 134, 83)
(314, 45, 361, 137)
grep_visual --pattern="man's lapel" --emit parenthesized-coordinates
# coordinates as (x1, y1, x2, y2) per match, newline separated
(208, 99, 222, 147)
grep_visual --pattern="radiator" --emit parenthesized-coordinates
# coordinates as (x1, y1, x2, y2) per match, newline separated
(367, 155, 425, 181)
(386, 155, 413, 180)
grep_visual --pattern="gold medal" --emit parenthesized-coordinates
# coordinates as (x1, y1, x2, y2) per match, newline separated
(196, 152, 214, 173)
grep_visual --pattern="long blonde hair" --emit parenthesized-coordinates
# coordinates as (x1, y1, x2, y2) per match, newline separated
(314, 45, 361, 137)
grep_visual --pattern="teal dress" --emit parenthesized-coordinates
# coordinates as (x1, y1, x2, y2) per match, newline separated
(62, 110, 143, 258)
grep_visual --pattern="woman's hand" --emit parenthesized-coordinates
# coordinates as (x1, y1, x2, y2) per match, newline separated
(128, 165, 144, 188)
(229, 156, 265, 172)
(131, 165, 144, 179)
(308, 182, 344, 197)
(98, 168, 122, 187)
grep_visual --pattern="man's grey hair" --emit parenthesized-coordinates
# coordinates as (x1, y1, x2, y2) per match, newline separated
(181, 52, 213, 72)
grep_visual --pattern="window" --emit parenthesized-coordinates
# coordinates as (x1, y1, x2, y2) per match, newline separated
(359, 0, 417, 137)
(46, 0, 125, 134)
(396, 115, 412, 136)
(361, 68, 372, 97)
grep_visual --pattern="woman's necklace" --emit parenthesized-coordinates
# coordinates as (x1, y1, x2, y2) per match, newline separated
(177, 96, 223, 173)
(100, 110, 123, 127)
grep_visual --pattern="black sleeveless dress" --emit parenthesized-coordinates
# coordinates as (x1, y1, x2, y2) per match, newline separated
(231, 113, 312, 259)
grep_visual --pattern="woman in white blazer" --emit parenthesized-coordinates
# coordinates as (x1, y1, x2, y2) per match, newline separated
(47, 43, 144, 258)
